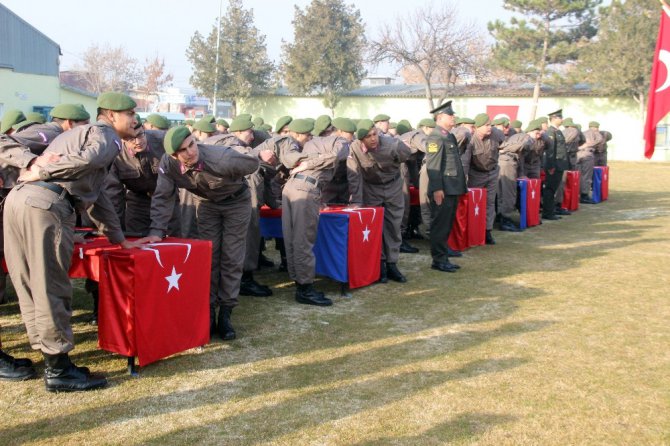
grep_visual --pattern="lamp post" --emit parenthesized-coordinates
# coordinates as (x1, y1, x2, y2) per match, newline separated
(212, 0, 222, 117)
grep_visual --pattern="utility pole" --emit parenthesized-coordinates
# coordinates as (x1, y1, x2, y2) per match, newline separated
(212, 0, 223, 117)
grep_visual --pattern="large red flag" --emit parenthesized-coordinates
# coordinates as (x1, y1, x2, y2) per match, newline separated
(644, 3, 670, 159)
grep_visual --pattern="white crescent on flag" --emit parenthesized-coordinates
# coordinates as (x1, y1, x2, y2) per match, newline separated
(656, 49, 670, 93)
(342, 207, 377, 223)
(140, 243, 193, 268)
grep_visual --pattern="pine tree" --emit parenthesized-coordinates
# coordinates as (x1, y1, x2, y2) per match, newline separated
(186, 0, 274, 116)
(282, 0, 366, 115)
(489, 0, 601, 119)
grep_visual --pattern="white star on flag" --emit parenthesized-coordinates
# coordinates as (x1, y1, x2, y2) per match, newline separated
(604, 174, 608, 181)
(165, 266, 182, 292)
(474, 205, 480, 216)
(531, 190, 536, 199)
(362, 225, 370, 242)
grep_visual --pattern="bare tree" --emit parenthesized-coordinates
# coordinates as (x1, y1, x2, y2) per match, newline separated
(76, 44, 141, 94)
(139, 56, 174, 111)
(369, 2, 489, 111)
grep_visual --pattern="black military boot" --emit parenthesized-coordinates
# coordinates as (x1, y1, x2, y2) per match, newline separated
(210, 306, 217, 336)
(295, 283, 332, 306)
(239, 271, 273, 297)
(386, 263, 407, 283)
(485, 230, 496, 245)
(555, 206, 571, 216)
(218, 307, 236, 341)
(447, 247, 463, 258)
(379, 261, 388, 283)
(500, 217, 522, 232)
(580, 194, 596, 204)
(43, 353, 107, 392)
(85, 279, 99, 326)
(0, 349, 36, 381)
(276, 239, 288, 272)
(399, 239, 419, 253)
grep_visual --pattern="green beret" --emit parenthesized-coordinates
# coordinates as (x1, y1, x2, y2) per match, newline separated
(216, 119, 229, 128)
(146, 113, 170, 130)
(537, 117, 548, 124)
(395, 122, 411, 135)
(96, 92, 137, 111)
(356, 119, 375, 140)
(398, 119, 413, 131)
(589, 121, 600, 128)
(164, 126, 191, 155)
(511, 120, 522, 129)
(576, 124, 582, 130)
(562, 117, 576, 127)
(12, 120, 36, 132)
(184, 119, 195, 126)
(203, 115, 216, 124)
(389, 122, 397, 129)
(525, 119, 542, 132)
(275, 116, 292, 132)
(332, 117, 356, 133)
(50, 104, 90, 121)
(260, 123, 272, 132)
(133, 114, 143, 130)
(474, 113, 491, 128)
(288, 118, 314, 134)
(1, 109, 26, 134)
(373, 114, 390, 122)
(418, 118, 436, 128)
(26, 112, 46, 124)
(455, 117, 475, 125)
(252, 117, 264, 127)
(237, 113, 252, 121)
(193, 118, 216, 133)
(491, 117, 509, 126)
(229, 117, 254, 133)
(305, 117, 315, 125)
(312, 115, 332, 136)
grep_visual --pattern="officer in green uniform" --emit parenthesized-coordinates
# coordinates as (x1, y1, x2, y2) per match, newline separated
(4, 92, 148, 392)
(543, 109, 567, 220)
(425, 101, 467, 272)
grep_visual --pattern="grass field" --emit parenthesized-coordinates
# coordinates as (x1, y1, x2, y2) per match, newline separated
(1, 161, 669, 445)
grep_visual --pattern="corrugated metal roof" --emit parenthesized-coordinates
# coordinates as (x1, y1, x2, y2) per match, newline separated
(60, 84, 98, 99)
(0, 4, 61, 76)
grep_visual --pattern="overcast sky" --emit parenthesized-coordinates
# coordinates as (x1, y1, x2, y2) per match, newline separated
(2, 0, 514, 90)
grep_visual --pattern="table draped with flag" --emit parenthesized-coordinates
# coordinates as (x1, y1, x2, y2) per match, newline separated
(561, 171, 581, 211)
(409, 186, 420, 206)
(259, 206, 384, 288)
(517, 178, 541, 230)
(446, 188, 487, 251)
(592, 166, 609, 203)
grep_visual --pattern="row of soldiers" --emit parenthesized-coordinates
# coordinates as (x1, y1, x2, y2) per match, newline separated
(0, 94, 610, 392)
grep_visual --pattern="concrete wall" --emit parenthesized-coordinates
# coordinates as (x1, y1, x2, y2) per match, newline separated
(240, 94, 668, 162)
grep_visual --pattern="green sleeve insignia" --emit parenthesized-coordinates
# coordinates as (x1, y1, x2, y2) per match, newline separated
(427, 142, 439, 153)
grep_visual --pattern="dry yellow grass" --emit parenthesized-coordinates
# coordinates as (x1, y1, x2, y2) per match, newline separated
(1, 161, 669, 445)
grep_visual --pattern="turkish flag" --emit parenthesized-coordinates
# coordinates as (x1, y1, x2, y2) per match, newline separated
(336, 207, 383, 289)
(592, 166, 609, 203)
(98, 239, 211, 366)
(561, 171, 581, 211)
(467, 188, 487, 247)
(644, 5, 670, 158)
(448, 193, 469, 251)
(486, 105, 519, 121)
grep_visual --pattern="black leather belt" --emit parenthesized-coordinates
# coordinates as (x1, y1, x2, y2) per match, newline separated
(28, 181, 76, 207)
(220, 184, 248, 202)
(294, 173, 317, 185)
(377, 172, 400, 185)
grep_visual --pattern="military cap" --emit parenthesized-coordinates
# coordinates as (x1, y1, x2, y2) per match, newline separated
(216, 119, 229, 128)
(312, 115, 332, 136)
(26, 112, 46, 124)
(50, 104, 90, 121)
(547, 109, 563, 119)
(537, 117, 548, 124)
(511, 119, 522, 129)
(305, 117, 316, 125)
(1, 109, 26, 134)
(237, 113, 252, 121)
(184, 119, 195, 126)
(418, 118, 436, 128)
(133, 114, 143, 130)
(356, 119, 375, 140)
(332, 117, 356, 133)
(373, 114, 390, 122)
(389, 122, 397, 129)
(146, 113, 170, 130)
(229, 117, 254, 133)
(474, 113, 491, 128)
(455, 117, 475, 125)
(12, 120, 36, 132)
(562, 118, 576, 127)
(576, 124, 582, 130)
(430, 100, 455, 116)
(260, 124, 272, 132)
(164, 126, 191, 155)
(203, 115, 216, 123)
(525, 119, 542, 133)
(193, 118, 216, 133)
(252, 117, 264, 127)
(395, 122, 411, 135)
(96, 92, 137, 111)
(275, 115, 292, 132)
(288, 118, 314, 134)
(492, 117, 509, 126)
(589, 121, 600, 128)
(398, 119, 413, 131)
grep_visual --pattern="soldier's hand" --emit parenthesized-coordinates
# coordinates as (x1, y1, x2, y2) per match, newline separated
(18, 164, 40, 183)
(291, 163, 308, 174)
(433, 190, 444, 205)
(139, 235, 163, 244)
(259, 150, 277, 165)
(32, 153, 61, 167)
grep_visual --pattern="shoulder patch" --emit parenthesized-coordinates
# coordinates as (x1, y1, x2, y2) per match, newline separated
(114, 139, 121, 151)
(427, 142, 439, 153)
